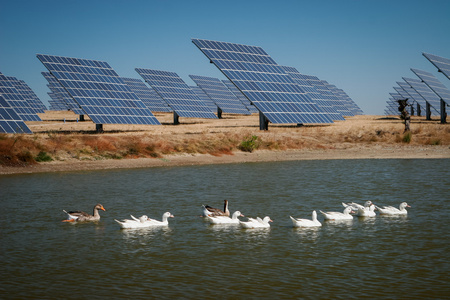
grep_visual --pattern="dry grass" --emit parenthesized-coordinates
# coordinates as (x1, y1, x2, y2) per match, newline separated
(1, 112, 449, 167)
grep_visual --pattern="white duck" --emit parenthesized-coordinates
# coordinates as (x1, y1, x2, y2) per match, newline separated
(320, 206, 354, 221)
(290, 210, 322, 227)
(240, 216, 272, 229)
(342, 200, 373, 212)
(206, 211, 244, 225)
(115, 215, 151, 229)
(376, 202, 411, 215)
(356, 203, 376, 217)
(115, 212, 174, 229)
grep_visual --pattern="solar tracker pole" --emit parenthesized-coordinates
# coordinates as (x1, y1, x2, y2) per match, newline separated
(173, 112, 180, 125)
(218, 107, 222, 119)
(426, 102, 431, 120)
(96, 124, 104, 133)
(80, 115, 85, 121)
(441, 100, 447, 123)
(259, 112, 269, 130)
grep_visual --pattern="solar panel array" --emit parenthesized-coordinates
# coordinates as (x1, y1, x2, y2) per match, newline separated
(320, 81, 363, 115)
(189, 75, 250, 115)
(135, 68, 217, 119)
(0, 94, 32, 133)
(192, 38, 333, 124)
(121, 77, 172, 112)
(397, 81, 427, 113)
(6, 77, 46, 113)
(282, 66, 346, 121)
(411, 68, 450, 106)
(190, 85, 218, 112)
(0, 72, 41, 121)
(221, 79, 258, 113)
(37, 54, 160, 125)
(402, 77, 440, 115)
(42, 72, 85, 115)
(423, 52, 450, 80)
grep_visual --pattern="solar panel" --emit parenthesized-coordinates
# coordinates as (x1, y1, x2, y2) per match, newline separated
(189, 75, 250, 115)
(42, 72, 85, 115)
(397, 81, 434, 116)
(135, 68, 217, 120)
(37, 54, 160, 126)
(6, 77, 46, 113)
(423, 52, 450, 80)
(192, 39, 333, 126)
(282, 67, 346, 120)
(320, 81, 362, 116)
(0, 72, 41, 121)
(411, 68, 450, 106)
(121, 77, 172, 113)
(221, 79, 258, 113)
(0, 94, 32, 133)
(48, 93, 68, 111)
(190, 85, 218, 112)
(402, 77, 440, 115)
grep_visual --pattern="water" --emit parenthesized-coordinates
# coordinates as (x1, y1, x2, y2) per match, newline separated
(1, 159, 449, 299)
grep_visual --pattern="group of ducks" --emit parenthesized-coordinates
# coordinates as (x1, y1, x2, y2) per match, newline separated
(62, 199, 411, 230)
(202, 200, 411, 229)
(62, 204, 174, 229)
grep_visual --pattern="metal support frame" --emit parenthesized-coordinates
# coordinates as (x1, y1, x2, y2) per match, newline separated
(79, 115, 85, 121)
(173, 111, 180, 125)
(441, 100, 447, 124)
(259, 112, 269, 130)
(218, 107, 223, 119)
(426, 102, 431, 120)
(96, 124, 103, 133)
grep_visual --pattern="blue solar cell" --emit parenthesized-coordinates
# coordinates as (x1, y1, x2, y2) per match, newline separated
(221, 80, 258, 113)
(192, 38, 333, 125)
(42, 72, 85, 115)
(190, 85, 218, 112)
(6, 77, 46, 113)
(0, 94, 32, 133)
(37, 54, 160, 126)
(411, 68, 450, 106)
(121, 77, 172, 112)
(319, 81, 363, 116)
(189, 75, 250, 115)
(402, 77, 440, 115)
(282, 67, 346, 120)
(135, 68, 217, 119)
(0, 72, 41, 121)
(423, 52, 450, 80)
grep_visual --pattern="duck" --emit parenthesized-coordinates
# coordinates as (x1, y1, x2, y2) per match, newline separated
(201, 200, 230, 217)
(115, 212, 174, 229)
(240, 216, 272, 229)
(320, 206, 354, 221)
(206, 211, 244, 225)
(355, 203, 376, 217)
(62, 203, 106, 222)
(290, 210, 322, 227)
(115, 215, 150, 229)
(376, 202, 411, 215)
(342, 200, 373, 212)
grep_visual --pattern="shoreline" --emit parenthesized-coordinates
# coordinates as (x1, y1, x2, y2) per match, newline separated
(1, 146, 448, 175)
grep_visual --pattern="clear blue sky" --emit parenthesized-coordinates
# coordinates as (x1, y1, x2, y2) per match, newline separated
(1, 0, 449, 115)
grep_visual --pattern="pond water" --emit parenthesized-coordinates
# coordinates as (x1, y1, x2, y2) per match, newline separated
(1, 159, 449, 299)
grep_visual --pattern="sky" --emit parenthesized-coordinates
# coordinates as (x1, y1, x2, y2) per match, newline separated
(1, 0, 449, 115)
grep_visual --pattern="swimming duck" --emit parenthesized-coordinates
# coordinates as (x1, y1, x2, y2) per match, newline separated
(146, 212, 175, 226)
(62, 203, 106, 222)
(206, 211, 244, 224)
(290, 210, 322, 227)
(342, 200, 373, 212)
(201, 200, 230, 217)
(239, 216, 272, 229)
(355, 203, 376, 217)
(320, 206, 354, 220)
(376, 202, 411, 215)
(115, 212, 174, 229)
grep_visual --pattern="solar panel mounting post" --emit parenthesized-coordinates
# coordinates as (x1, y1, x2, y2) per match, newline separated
(218, 107, 222, 119)
(79, 115, 85, 121)
(441, 100, 447, 123)
(173, 112, 180, 125)
(96, 124, 104, 133)
(426, 102, 431, 120)
(259, 112, 269, 130)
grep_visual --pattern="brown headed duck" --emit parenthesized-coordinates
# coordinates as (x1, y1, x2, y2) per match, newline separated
(202, 199, 230, 217)
(62, 203, 106, 222)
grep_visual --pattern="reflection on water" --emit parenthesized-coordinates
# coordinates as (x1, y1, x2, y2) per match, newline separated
(1, 159, 449, 299)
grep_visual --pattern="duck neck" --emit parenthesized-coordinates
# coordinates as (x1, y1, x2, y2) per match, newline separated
(93, 208, 100, 217)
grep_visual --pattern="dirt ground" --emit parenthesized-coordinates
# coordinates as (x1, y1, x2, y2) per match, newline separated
(1, 110, 449, 175)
